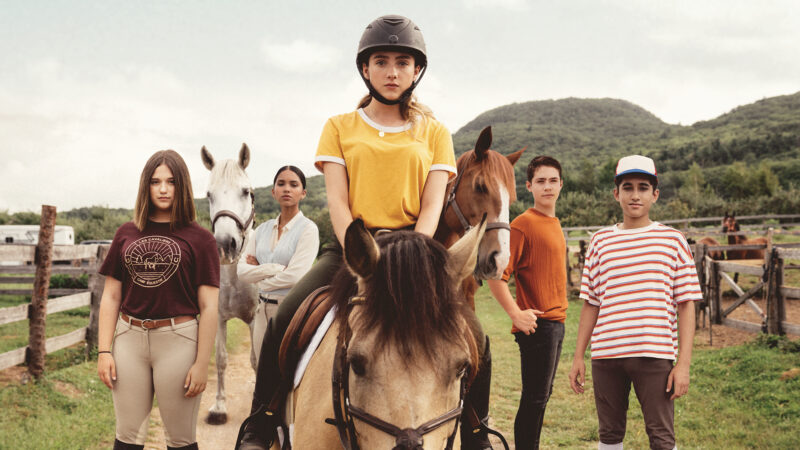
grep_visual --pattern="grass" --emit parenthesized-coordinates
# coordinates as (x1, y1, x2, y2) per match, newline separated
(1, 282, 798, 448)
(0, 312, 250, 449)
(477, 286, 800, 449)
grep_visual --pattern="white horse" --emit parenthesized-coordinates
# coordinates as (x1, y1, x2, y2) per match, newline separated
(201, 144, 260, 424)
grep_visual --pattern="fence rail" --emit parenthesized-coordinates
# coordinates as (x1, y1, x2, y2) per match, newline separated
(0, 205, 107, 377)
(691, 240, 800, 340)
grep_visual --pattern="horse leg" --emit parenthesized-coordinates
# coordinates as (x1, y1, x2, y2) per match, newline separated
(248, 318, 258, 371)
(207, 318, 228, 425)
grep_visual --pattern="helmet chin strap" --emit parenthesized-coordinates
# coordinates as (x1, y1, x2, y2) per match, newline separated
(360, 65, 427, 106)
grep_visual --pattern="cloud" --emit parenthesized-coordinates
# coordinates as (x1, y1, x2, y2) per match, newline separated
(261, 39, 342, 73)
(462, 0, 529, 11)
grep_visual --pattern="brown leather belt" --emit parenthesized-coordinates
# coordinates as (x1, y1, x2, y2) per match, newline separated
(120, 313, 196, 330)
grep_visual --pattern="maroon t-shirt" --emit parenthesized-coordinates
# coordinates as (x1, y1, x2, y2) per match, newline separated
(99, 221, 220, 319)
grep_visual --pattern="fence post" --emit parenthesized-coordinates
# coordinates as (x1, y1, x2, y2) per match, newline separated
(694, 243, 707, 329)
(27, 205, 56, 379)
(86, 245, 109, 355)
(712, 261, 723, 325)
(765, 248, 779, 334)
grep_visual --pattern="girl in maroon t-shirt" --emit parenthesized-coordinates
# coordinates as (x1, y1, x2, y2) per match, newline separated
(96, 150, 220, 450)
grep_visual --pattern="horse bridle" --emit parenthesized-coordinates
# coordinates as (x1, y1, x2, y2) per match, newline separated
(210, 191, 256, 237)
(444, 156, 510, 234)
(329, 297, 468, 450)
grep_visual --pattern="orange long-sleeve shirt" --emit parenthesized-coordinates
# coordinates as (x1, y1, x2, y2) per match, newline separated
(501, 208, 568, 330)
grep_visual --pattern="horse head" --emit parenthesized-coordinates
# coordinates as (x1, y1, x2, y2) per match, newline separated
(334, 219, 485, 449)
(437, 126, 524, 280)
(722, 211, 739, 233)
(201, 143, 255, 264)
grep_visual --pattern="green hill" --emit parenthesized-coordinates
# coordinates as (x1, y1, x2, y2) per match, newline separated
(11, 91, 796, 237)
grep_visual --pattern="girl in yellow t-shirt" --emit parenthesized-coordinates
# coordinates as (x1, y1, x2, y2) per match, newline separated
(237, 15, 456, 449)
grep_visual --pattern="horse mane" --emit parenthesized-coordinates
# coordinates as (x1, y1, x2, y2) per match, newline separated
(332, 231, 477, 372)
(207, 159, 248, 189)
(457, 150, 517, 202)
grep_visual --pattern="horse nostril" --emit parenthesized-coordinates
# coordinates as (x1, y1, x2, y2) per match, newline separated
(227, 237, 238, 254)
(486, 251, 499, 272)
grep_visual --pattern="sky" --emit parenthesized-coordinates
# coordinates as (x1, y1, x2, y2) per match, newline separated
(1, 0, 798, 213)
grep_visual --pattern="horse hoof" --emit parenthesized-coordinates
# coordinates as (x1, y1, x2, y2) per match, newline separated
(205, 411, 228, 425)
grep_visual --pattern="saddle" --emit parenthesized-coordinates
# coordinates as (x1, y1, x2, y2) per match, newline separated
(277, 285, 335, 379)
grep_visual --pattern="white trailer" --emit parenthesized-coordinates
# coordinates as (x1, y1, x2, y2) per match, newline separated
(0, 225, 75, 245)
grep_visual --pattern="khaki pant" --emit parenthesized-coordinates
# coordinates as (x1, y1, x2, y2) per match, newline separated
(111, 316, 201, 447)
(252, 295, 284, 363)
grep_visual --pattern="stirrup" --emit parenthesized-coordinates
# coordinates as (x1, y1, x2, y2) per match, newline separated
(235, 403, 290, 450)
(464, 406, 510, 450)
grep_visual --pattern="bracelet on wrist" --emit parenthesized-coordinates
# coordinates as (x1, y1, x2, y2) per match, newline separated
(98, 351, 111, 354)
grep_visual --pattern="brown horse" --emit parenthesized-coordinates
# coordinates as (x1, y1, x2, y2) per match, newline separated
(697, 237, 724, 260)
(434, 126, 524, 307)
(282, 219, 486, 449)
(722, 212, 767, 260)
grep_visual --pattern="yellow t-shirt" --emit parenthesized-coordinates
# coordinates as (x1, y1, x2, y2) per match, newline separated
(314, 109, 456, 229)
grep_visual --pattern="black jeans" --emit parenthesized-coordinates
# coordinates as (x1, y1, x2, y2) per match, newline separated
(513, 319, 565, 449)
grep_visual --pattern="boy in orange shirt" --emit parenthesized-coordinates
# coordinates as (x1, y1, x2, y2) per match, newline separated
(488, 155, 567, 449)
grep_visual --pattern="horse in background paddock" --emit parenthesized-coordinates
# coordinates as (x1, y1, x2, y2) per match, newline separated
(434, 126, 525, 307)
(722, 212, 768, 284)
(696, 237, 724, 260)
(201, 144, 259, 425)
(722, 212, 767, 260)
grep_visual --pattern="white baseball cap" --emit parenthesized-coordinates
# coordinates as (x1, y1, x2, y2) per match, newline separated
(615, 155, 657, 181)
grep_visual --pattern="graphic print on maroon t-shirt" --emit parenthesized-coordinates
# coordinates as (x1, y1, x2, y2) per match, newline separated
(123, 236, 182, 287)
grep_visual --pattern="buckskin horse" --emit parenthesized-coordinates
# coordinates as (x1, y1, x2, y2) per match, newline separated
(282, 218, 487, 449)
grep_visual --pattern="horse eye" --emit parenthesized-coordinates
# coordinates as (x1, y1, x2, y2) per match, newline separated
(454, 360, 469, 380)
(242, 188, 250, 197)
(474, 183, 489, 194)
(206, 192, 212, 200)
(349, 354, 367, 377)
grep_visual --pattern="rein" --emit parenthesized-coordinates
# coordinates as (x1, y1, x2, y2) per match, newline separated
(443, 158, 510, 235)
(329, 296, 466, 450)
(210, 191, 256, 236)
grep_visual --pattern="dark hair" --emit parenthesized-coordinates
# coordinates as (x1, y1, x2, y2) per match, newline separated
(526, 155, 562, 181)
(134, 150, 196, 231)
(273, 165, 306, 189)
(614, 173, 659, 189)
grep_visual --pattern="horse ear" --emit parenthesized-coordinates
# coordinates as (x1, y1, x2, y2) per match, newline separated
(506, 146, 526, 166)
(344, 219, 379, 279)
(201, 146, 215, 170)
(447, 214, 487, 282)
(239, 143, 251, 170)
(474, 126, 492, 161)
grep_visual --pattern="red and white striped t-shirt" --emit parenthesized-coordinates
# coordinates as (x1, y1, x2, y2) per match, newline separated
(580, 222, 702, 360)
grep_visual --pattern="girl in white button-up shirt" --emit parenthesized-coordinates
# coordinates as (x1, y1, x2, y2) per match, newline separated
(237, 166, 319, 358)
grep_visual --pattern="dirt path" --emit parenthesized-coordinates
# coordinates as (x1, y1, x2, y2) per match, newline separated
(145, 349, 256, 449)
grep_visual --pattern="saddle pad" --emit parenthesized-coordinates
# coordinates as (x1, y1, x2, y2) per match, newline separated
(293, 305, 337, 388)
(278, 286, 335, 377)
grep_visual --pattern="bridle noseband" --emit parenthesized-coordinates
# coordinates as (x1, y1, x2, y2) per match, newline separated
(210, 191, 256, 237)
(443, 158, 510, 235)
(330, 297, 467, 450)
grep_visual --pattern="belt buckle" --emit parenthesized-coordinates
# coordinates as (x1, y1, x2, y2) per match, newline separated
(140, 319, 155, 330)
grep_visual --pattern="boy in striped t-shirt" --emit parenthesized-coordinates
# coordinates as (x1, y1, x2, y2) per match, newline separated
(568, 155, 702, 450)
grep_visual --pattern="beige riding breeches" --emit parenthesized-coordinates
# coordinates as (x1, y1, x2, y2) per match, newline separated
(253, 295, 284, 363)
(111, 316, 201, 447)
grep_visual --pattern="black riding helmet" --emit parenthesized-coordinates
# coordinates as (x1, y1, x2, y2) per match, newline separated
(356, 15, 427, 106)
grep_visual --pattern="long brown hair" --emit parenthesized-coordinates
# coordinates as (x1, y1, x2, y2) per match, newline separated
(133, 150, 196, 231)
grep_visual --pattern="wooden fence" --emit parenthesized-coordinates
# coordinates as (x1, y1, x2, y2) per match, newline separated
(0, 205, 108, 377)
(691, 239, 800, 339)
(563, 214, 800, 338)
(564, 214, 800, 288)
